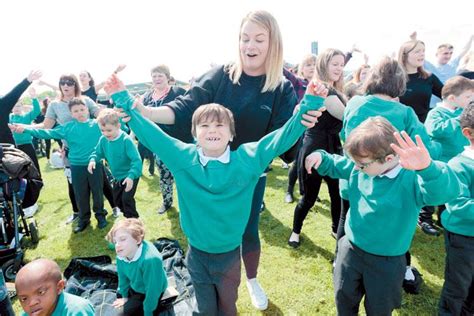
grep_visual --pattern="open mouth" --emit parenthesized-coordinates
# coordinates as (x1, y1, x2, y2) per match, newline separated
(206, 137, 220, 141)
(247, 53, 258, 58)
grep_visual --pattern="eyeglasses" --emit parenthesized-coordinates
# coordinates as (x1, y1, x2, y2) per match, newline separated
(59, 79, 76, 86)
(352, 158, 380, 170)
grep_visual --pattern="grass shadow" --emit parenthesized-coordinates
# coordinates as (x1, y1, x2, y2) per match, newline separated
(409, 230, 445, 280)
(262, 300, 284, 315)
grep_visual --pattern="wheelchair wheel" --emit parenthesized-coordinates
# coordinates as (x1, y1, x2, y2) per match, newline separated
(1, 259, 22, 282)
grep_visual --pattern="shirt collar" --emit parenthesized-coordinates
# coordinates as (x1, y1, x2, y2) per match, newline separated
(111, 130, 124, 141)
(117, 243, 143, 263)
(197, 146, 230, 166)
(462, 146, 474, 160)
(378, 164, 403, 179)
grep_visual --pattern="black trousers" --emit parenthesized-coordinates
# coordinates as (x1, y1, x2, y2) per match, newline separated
(121, 288, 162, 316)
(113, 178, 139, 218)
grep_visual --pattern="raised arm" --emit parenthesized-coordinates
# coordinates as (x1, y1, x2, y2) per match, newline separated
(0, 70, 41, 117)
(456, 34, 473, 61)
(94, 64, 127, 93)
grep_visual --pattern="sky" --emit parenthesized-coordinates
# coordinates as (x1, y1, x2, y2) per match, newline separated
(1, 0, 473, 92)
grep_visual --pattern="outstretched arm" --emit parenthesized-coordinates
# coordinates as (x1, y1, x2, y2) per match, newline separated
(457, 34, 473, 60)
(0, 70, 41, 117)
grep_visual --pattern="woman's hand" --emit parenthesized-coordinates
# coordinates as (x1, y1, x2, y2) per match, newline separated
(27, 70, 42, 83)
(104, 74, 126, 96)
(306, 81, 328, 98)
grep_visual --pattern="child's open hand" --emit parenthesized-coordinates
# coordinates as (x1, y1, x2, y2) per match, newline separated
(123, 177, 133, 192)
(104, 74, 126, 96)
(304, 152, 323, 174)
(87, 161, 96, 174)
(113, 298, 128, 309)
(306, 81, 328, 98)
(390, 131, 431, 170)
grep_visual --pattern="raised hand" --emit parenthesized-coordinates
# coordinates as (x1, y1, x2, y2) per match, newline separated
(28, 86, 37, 98)
(390, 131, 431, 170)
(122, 177, 133, 192)
(304, 152, 323, 174)
(104, 74, 126, 96)
(27, 70, 43, 82)
(306, 81, 328, 98)
(114, 64, 127, 74)
(87, 161, 96, 174)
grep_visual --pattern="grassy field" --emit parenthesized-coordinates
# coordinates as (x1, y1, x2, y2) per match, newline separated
(13, 155, 446, 315)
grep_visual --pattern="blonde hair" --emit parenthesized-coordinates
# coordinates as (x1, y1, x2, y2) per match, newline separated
(344, 116, 398, 160)
(297, 54, 317, 79)
(191, 103, 236, 138)
(314, 48, 345, 92)
(106, 218, 145, 243)
(228, 10, 284, 93)
(97, 108, 120, 126)
(398, 40, 429, 79)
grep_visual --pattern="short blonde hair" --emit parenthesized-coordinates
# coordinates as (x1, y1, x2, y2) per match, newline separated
(314, 48, 345, 92)
(97, 108, 120, 126)
(297, 54, 317, 79)
(229, 10, 284, 93)
(106, 218, 145, 243)
(191, 103, 236, 138)
(344, 116, 398, 161)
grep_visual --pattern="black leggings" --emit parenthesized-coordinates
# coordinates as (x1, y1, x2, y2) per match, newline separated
(286, 162, 298, 194)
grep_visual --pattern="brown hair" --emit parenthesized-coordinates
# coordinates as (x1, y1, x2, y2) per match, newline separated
(106, 218, 145, 243)
(363, 56, 407, 98)
(58, 74, 81, 99)
(344, 116, 398, 160)
(398, 40, 429, 79)
(353, 64, 371, 83)
(314, 48, 345, 92)
(68, 97, 86, 110)
(151, 64, 171, 79)
(460, 103, 474, 130)
(97, 108, 120, 126)
(191, 103, 236, 138)
(297, 54, 317, 79)
(441, 76, 474, 99)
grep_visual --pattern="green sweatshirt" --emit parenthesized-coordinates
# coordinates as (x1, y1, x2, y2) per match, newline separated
(424, 106, 468, 162)
(316, 151, 460, 256)
(9, 98, 41, 145)
(25, 119, 102, 166)
(112, 90, 323, 253)
(116, 240, 167, 316)
(90, 131, 142, 181)
(442, 151, 474, 236)
(21, 292, 95, 316)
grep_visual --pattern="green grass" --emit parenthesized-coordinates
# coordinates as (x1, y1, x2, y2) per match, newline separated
(13, 155, 446, 315)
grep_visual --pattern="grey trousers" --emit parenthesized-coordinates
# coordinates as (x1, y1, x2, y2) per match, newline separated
(333, 236, 406, 316)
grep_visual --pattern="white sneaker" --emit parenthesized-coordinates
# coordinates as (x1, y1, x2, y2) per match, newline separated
(246, 278, 268, 310)
(112, 207, 121, 218)
(23, 203, 38, 218)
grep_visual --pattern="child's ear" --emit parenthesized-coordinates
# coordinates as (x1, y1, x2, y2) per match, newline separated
(385, 154, 396, 163)
(56, 279, 65, 294)
(462, 127, 473, 139)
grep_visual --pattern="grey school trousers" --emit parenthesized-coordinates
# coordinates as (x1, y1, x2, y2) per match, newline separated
(333, 236, 406, 316)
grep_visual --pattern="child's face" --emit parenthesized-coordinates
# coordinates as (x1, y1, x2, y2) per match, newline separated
(100, 123, 121, 141)
(195, 119, 232, 157)
(353, 155, 397, 177)
(17, 278, 64, 316)
(301, 61, 315, 81)
(70, 104, 89, 122)
(450, 90, 474, 109)
(12, 103, 23, 114)
(113, 228, 141, 260)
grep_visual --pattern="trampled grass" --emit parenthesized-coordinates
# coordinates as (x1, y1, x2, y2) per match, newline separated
(13, 156, 446, 315)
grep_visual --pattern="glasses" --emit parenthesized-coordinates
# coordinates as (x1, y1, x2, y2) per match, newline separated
(352, 158, 380, 170)
(59, 79, 76, 86)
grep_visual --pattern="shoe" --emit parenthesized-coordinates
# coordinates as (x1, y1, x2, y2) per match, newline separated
(65, 213, 79, 225)
(259, 201, 266, 213)
(246, 278, 268, 310)
(112, 207, 120, 218)
(417, 220, 440, 236)
(74, 221, 90, 233)
(284, 192, 294, 203)
(281, 162, 289, 169)
(288, 233, 300, 248)
(403, 266, 423, 294)
(23, 203, 39, 218)
(97, 218, 108, 229)
(158, 204, 171, 214)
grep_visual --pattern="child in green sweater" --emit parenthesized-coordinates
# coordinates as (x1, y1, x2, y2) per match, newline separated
(105, 74, 326, 315)
(305, 116, 460, 315)
(88, 109, 142, 218)
(16, 259, 95, 316)
(16, 98, 107, 233)
(439, 103, 474, 315)
(425, 75, 474, 162)
(106, 218, 167, 316)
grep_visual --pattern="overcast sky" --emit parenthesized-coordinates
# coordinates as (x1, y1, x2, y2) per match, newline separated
(1, 0, 472, 92)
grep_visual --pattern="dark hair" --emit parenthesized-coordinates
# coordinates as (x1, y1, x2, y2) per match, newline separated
(441, 76, 474, 99)
(460, 103, 474, 130)
(58, 74, 81, 99)
(344, 116, 398, 160)
(84, 71, 95, 88)
(68, 97, 86, 110)
(191, 103, 236, 138)
(363, 57, 407, 98)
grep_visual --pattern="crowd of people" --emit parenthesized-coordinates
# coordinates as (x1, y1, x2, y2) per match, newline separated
(0, 9, 473, 316)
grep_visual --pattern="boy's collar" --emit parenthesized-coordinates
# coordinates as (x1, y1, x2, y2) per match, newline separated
(462, 146, 474, 160)
(117, 243, 143, 263)
(111, 131, 124, 141)
(377, 164, 403, 179)
(198, 146, 230, 166)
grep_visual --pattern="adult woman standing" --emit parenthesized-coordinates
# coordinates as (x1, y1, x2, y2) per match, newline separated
(117, 10, 319, 311)
(289, 48, 346, 246)
(79, 65, 126, 102)
(398, 40, 443, 235)
(140, 64, 186, 214)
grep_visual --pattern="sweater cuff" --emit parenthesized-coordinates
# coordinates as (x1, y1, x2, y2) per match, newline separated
(111, 90, 134, 111)
(415, 161, 440, 180)
(300, 94, 325, 112)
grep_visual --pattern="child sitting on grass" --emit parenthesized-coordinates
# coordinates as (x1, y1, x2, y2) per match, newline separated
(88, 109, 142, 218)
(15, 258, 95, 316)
(304, 116, 460, 315)
(105, 74, 326, 315)
(106, 218, 167, 316)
